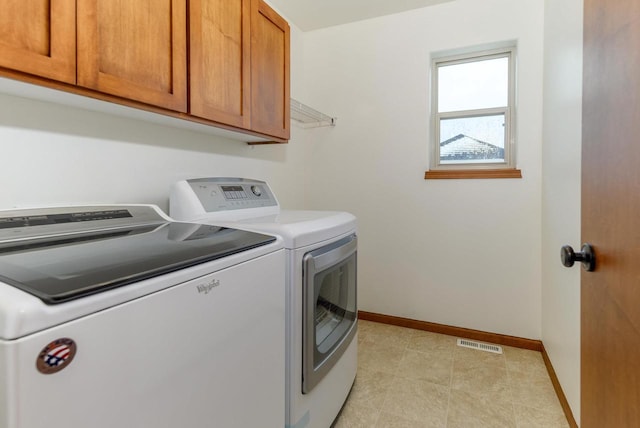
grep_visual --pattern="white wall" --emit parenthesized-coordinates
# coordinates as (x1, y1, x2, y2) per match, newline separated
(301, 0, 545, 339)
(541, 0, 583, 423)
(0, 23, 310, 214)
(0, 95, 306, 210)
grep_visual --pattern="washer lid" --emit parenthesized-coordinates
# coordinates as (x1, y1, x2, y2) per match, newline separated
(0, 220, 275, 304)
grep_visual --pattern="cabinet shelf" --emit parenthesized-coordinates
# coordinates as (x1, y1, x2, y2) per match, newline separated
(290, 98, 336, 128)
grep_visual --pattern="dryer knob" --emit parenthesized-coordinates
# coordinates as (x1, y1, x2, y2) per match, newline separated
(251, 185, 262, 197)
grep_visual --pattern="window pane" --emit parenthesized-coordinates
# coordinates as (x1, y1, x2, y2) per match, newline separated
(438, 57, 509, 113)
(439, 114, 505, 164)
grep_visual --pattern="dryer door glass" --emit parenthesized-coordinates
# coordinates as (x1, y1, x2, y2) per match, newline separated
(315, 260, 355, 352)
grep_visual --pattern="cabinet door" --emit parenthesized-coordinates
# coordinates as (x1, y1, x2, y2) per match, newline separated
(250, 0, 290, 139)
(190, 0, 251, 128)
(77, 0, 187, 112)
(0, 0, 76, 84)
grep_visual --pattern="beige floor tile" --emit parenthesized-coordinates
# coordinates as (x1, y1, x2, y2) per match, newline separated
(375, 411, 442, 428)
(347, 368, 395, 409)
(503, 346, 548, 378)
(332, 400, 381, 428)
(381, 377, 449, 427)
(514, 404, 570, 428)
(395, 348, 453, 386)
(451, 360, 512, 403)
(358, 340, 406, 375)
(446, 389, 516, 428)
(453, 344, 507, 370)
(360, 322, 414, 349)
(508, 370, 565, 415)
(407, 330, 457, 355)
(357, 320, 379, 337)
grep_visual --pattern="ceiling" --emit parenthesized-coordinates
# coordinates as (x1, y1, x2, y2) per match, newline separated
(268, 0, 456, 31)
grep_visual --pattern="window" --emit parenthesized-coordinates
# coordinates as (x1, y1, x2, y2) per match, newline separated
(426, 45, 521, 179)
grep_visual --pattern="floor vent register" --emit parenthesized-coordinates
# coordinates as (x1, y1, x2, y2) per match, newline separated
(457, 338, 503, 354)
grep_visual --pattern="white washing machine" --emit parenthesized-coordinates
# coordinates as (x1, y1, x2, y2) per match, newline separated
(0, 204, 285, 428)
(170, 178, 358, 428)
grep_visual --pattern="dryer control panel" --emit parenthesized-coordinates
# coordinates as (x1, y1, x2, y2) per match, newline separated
(183, 178, 278, 214)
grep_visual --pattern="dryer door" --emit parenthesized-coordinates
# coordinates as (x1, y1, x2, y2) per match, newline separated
(302, 234, 357, 394)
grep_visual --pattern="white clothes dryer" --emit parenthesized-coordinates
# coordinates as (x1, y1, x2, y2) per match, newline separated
(170, 178, 358, 428)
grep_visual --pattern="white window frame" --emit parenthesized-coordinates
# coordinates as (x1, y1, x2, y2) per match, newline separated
(430, 45, 517, 172)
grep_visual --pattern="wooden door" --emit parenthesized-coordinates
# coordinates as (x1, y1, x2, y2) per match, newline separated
(581, 0, 640, 425)
(77, 0, 187, 112)
(0, 0, 76, 84)
(250, 0, 290, 140)
(190, 0, 251, 128)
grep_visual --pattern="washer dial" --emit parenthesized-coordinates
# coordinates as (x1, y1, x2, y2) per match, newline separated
(250, 185, 262, 197)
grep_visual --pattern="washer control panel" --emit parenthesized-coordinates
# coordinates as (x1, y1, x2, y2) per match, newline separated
(186, 178, 278, 213)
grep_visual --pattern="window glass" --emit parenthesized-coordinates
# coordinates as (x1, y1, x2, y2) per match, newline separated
(440, 114, 506, 164)
(438, 57, 509, 112)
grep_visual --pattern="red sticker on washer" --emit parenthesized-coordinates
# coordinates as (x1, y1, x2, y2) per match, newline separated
(36, 338, 77, 375)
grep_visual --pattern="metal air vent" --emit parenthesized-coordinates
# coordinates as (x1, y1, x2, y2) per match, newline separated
(457, 338, 503, 354)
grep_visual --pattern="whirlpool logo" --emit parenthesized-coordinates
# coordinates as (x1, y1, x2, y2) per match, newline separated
(196, 279, 220, 294)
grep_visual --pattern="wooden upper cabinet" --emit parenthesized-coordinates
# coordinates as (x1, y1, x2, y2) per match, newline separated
(0, 0, 290, 141)
(250, 0, 290, 140)
(0, 0, 76, 84)
(77, 0, 188, 112)
(190, 0, 251, 128)
(191, 0, 290, 140)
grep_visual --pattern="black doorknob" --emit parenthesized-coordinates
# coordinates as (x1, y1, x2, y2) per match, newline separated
(561, 243, 595, 271)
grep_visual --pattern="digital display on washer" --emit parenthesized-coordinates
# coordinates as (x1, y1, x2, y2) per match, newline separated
(0, 222, 276, 304)
(220, 185, 248, 200)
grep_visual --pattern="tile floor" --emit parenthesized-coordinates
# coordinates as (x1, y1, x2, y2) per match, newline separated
(332, 320, 569, 428)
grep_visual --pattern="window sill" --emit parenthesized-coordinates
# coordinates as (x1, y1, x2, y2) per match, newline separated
(424, 168, 522, 179)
